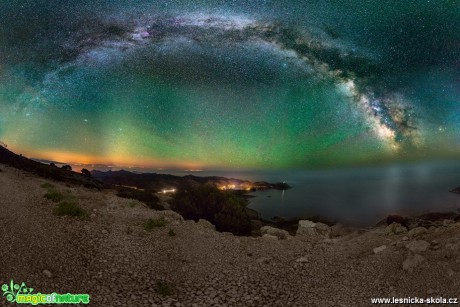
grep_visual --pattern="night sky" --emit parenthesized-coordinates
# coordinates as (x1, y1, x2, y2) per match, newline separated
(0, 1, 459, 170)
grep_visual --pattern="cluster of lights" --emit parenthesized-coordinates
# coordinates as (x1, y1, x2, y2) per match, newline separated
(218, 184, 253, 191)
(161, 188, 176, 194)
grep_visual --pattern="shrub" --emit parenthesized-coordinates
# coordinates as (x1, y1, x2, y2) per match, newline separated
(53, 201, 88, 219)
(81, 168, 91, 177)
(155, 281, 173, 296)
(44, 189, 66, 203)
(61, 165, 72, 171)
(168, 229, 176, 236)
(41, 183, 55, 189)
(171, 184, 251, 235)
(144, 218, 166, 231)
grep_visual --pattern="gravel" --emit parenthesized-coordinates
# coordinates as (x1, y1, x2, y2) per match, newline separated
(1, 164, 460, 306)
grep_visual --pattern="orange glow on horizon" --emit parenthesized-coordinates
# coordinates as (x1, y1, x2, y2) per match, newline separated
(10, 145, 204, 170)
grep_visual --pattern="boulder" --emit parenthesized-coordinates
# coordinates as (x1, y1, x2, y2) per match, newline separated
(260, 226, 290, 240)
(408, 227, 428, 238)
(296, 220, 331, 237)
(385, 223, 407, 235)
(406, 240, 430, 253)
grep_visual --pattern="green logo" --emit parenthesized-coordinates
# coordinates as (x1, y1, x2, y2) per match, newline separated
(2, 280, 90, 305)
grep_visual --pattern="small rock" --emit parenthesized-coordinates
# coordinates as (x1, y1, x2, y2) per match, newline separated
(295, 257, 309, 263)
(373, 245, 387, 254)
(427, 289, 435, 295)
(408, 227, 428, 238)
(443, 219, 454, 226)
(402, 236, 409, 241)
(102, 229, 108, 235)
(42, 270, 52, 278)
(447, 269, 455, 277)
(406, 240, 430, 253)
(402, 254, 425, 271)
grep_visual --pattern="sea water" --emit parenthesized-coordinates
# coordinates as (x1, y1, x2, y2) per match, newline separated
(168, 161, 460, 226)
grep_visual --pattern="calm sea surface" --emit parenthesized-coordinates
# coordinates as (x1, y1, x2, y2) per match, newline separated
(168, 161, 460, 226)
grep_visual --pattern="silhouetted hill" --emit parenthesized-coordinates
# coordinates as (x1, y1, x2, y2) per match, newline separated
(92, 170, 291, 192)
(0, 146, 104, 189)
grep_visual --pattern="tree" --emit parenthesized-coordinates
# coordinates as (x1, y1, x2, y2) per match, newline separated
(81, 168, 91, 177)
(61, 165, 72, 171)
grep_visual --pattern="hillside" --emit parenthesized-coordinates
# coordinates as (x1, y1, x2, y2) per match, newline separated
(1, 163, 460, 306)
(91, 170, 291, 192)
(0, 146, 104, 189)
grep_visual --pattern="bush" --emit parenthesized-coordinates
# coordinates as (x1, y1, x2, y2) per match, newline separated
(81, 168, 91, 177)
(171, 184, 251, 235)
(44, 189, 66, 203)
(168, 229, 176, 236)
(54, 201, 88, 219)
(155, 281, 173, 296)
(61, 165, 72, 171)
(41, 183, 55, 189)
(144, 218, 166, 231)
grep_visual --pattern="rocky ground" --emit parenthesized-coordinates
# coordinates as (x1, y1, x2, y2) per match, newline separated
(1, 164, 460, 306)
